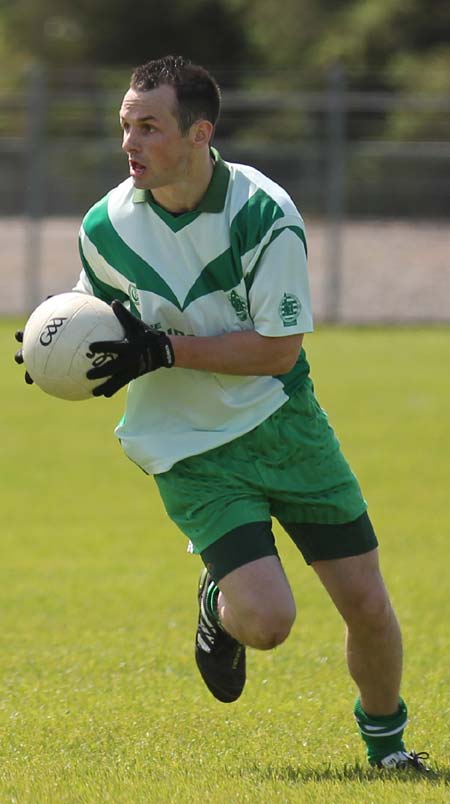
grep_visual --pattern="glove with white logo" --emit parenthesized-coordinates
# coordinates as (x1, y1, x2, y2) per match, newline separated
(87, 299, 175, 397)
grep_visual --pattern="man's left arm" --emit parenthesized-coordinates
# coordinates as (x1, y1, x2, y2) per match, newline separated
(169, 329, 303, 376)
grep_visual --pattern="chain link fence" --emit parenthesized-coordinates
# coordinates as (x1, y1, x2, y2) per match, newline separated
(1, 66, 449, 321)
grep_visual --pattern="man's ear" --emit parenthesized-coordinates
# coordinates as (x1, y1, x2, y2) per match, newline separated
(190, 119, 214, 148)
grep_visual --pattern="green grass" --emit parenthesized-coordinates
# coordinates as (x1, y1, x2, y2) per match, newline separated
(1, 321, 449, 803)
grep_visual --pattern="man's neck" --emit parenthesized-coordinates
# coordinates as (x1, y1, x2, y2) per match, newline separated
(151, 152, 215, 214)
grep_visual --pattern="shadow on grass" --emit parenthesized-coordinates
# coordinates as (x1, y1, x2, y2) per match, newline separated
(244, 761, 449, 785)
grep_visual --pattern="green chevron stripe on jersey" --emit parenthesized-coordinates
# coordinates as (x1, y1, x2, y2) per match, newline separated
(182, 190, 299, 308)
(288, 225, 307, 256)
(83, 187, 303, 313)
(232, 188, 284, 255)
(83, 196, 181, 309)
(76, 152, 314, 476)
(244, 225, 307, 296)
(78, 241, 129, 306)
(146, 199, 200, 232)
(182, 247, 242, 309)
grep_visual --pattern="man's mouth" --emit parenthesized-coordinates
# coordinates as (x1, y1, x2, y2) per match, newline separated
(129, 159, 146, 177)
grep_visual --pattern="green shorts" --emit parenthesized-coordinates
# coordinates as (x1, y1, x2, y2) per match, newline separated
(155, 378, 377, 579)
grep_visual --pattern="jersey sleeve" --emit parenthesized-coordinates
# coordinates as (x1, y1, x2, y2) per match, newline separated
(245, 217, 313, 336)
(72, 229, 95, 295)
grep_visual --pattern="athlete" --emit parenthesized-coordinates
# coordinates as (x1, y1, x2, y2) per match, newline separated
(15, 55, 429, 772)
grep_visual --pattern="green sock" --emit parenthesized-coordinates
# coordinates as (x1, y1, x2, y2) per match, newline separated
(354, 697, 408, 764)
(204, 578, 220, 624)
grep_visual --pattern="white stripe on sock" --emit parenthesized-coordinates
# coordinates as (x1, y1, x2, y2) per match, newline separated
(360, 720, 408, 738)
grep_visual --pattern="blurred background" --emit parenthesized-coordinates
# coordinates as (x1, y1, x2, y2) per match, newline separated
(1, 0, 449, 322)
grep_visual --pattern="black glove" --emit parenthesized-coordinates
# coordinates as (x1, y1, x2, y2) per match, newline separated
(87, 300, 175, 398)
(14, 295, 55, 386)
(14, 330, 34, 385)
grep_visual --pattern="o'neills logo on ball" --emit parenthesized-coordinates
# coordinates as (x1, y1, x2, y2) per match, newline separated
(39, 317, 67, 346)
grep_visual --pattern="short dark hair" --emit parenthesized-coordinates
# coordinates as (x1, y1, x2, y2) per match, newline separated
(130, 55, 221, 135)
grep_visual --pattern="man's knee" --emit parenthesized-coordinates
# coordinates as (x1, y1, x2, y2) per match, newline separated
(217, 554, 297, 650)
(344, 582, 395, 633)
(314, 552, 397, 634)
(244, 601, 296, 650)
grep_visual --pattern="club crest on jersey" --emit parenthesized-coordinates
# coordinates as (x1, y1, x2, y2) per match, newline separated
(128, 283, 140, 309)
(228, 290, 248, 321)
(279, 293, 301, 327)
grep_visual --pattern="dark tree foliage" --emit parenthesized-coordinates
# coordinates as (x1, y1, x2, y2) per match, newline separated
(1, 0, 250, 84)
(1, 0, 449, 93)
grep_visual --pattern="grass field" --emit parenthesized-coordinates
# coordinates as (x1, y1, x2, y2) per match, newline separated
(1, 321, 449, 803)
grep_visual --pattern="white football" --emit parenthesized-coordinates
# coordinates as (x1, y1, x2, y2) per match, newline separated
(22, 292, 124, 400)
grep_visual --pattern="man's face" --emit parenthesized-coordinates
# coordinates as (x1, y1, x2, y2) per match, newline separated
(119, 84, 192, 190)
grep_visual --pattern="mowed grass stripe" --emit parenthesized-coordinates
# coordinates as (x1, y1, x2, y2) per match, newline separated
(1, 321, 449, 802)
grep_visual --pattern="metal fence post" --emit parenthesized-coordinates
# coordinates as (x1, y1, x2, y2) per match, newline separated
(24, 63, 47, 312)
(325, 64, 346, 323)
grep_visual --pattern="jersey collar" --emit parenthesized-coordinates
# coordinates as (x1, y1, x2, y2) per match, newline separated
(132, 148, 230, 214)
(196, 148, 230, 212)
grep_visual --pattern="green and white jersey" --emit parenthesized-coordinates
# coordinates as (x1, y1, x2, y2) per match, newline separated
(76, 150, 314, 475)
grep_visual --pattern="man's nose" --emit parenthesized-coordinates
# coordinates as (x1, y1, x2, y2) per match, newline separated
(122, 130, 138, 153)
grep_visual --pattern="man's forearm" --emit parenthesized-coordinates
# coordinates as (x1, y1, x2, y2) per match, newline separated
(169, 330, 303, 376)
